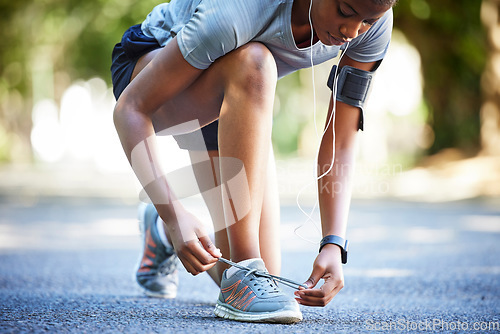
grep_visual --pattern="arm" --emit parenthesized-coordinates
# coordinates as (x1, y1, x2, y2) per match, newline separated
(295, 56, 379, 306)
(113, 37, 221, 275)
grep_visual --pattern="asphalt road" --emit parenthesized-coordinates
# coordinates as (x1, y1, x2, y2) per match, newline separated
(1, 194, 499, 333)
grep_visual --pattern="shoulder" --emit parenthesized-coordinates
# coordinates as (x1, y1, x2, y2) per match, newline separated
(194, 0, 284, 24)
(344, 9, 393, 63)
(176, 0, 285, 69)
(354, 9, 393, 45)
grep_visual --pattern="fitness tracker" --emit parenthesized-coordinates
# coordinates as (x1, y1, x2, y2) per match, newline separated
(319, 235, 349, 264)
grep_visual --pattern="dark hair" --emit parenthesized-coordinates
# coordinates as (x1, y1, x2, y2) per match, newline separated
(372, 0, 398, 6)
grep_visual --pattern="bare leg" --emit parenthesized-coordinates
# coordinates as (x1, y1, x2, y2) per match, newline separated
(189, 148, 281, 286)
(217, 44, 277, 263)
(258, 147, 281, 275)
(130, 42, 278, 274)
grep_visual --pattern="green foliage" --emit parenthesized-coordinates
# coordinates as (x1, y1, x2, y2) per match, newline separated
(0, 0, 166, 83)
(393, 0, 487, 154)
(273, 72, 307, 156)
(0, 0, 166, 162)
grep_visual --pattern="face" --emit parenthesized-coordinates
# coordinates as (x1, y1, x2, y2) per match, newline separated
(311, 0, 392, 46)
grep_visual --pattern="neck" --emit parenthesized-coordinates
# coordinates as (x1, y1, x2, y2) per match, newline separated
(291, 0, 314, 45)
(291, 0, 312, 26)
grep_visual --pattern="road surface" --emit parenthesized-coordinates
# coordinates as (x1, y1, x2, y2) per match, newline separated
(1, 194, 499, 333)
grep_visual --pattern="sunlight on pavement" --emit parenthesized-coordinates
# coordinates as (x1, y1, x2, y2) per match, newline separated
(348, 226, 391, 243)
(406, 227, 456, 244)
(461, 215, 500, 232)
(91, 218, 138, 236)
(0, 218, 140, 250)
(345, 268, 414, 278)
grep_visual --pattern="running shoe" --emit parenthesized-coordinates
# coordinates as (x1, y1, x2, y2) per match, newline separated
(214, 259, 302, 323)
(136, 203, 178, 298)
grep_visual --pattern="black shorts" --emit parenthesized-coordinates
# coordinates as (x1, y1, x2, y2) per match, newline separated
(110, 24, 219, 151)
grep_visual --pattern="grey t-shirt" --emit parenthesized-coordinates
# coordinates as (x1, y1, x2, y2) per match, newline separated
(142, 0, 393, 78)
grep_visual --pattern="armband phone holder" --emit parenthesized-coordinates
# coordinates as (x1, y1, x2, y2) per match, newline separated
(327, 64, 376, 131)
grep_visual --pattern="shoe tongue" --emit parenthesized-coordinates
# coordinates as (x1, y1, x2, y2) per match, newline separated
(245, 258, 266, 271)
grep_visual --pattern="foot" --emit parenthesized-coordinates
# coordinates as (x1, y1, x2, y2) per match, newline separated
(214, 259, 302, 323)
(136, 203, 178, 298)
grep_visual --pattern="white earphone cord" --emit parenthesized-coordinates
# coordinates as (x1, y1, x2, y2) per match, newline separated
(294, 0, 349, 244)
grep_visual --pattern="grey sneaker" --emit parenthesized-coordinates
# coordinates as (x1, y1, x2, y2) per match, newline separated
(136, 203, 178, 298)
(214, 259, 302, 323)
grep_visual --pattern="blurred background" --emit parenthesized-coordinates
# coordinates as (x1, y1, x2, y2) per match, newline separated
(0, 0, 499, 203)
(2, 3, 499, 330)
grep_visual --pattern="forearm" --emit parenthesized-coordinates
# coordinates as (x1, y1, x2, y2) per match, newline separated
(317, 57, 380, 238)
(317, 99, 359, 239)
(113, 104, 182, 222)
(317, 145, 356, 238)
(113, 38, 202, 222)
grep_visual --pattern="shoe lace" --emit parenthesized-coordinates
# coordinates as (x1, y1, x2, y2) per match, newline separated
(243, 269, 280, 295)
(219, 257, 307, 290)
(158, 255, 177, 276)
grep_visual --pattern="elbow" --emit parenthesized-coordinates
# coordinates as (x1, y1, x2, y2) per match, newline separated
(317, 133, 358, 174)
(336, 133, 357, 152)
(318, 132, 357, 160)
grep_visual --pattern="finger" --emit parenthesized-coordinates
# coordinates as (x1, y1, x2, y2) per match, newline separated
(294, 282, 342, 306)
(198, 235, 222, 258)
(180, 251, 217, 275)
(304, 265, 326, 289)
(298, 278, 339, 298)
(294, 288, 326, 306)
(294, 291, 336, 307)
(295, 297, 329, 307)
(189, 240, 219, 265)
(183, 241, 218, 271)
(295, 288, 326, 298)
(177, 254, 200, 276)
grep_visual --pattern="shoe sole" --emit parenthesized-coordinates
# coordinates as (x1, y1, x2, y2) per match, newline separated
(141, 286, 177, 299)
(214, 300, 302, 324)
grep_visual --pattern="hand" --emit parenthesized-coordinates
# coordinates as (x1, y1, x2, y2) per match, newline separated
(164, 208, 221, 275)
(294, 244, 344, 307)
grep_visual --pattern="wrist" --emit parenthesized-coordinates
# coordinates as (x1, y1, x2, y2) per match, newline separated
(320, 243, 342, 257)
(155, 201, 185, 226)
(319, 235, 349, 264)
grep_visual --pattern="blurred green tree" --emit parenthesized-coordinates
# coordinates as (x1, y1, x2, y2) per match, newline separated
(393, 0, 487, 155)
(480, 0, 500, 156)
(0, 0, 164, 162)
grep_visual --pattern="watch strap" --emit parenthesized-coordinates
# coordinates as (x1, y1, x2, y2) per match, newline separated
(319, 235, 349, 264)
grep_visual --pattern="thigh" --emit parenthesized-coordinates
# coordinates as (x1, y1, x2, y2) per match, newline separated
(130, 47, 224, 135)
(129, 42, 276, 136)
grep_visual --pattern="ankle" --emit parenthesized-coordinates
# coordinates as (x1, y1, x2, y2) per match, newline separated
(230, 251, 261, 263)
(156, 217, 172, 248)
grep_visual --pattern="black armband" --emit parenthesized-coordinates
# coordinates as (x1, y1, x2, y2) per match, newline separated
(327, 62, 381, 131)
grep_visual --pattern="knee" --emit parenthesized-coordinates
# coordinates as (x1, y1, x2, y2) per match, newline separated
(237, 43, 276, 75)
(225, 43, 277, 91)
